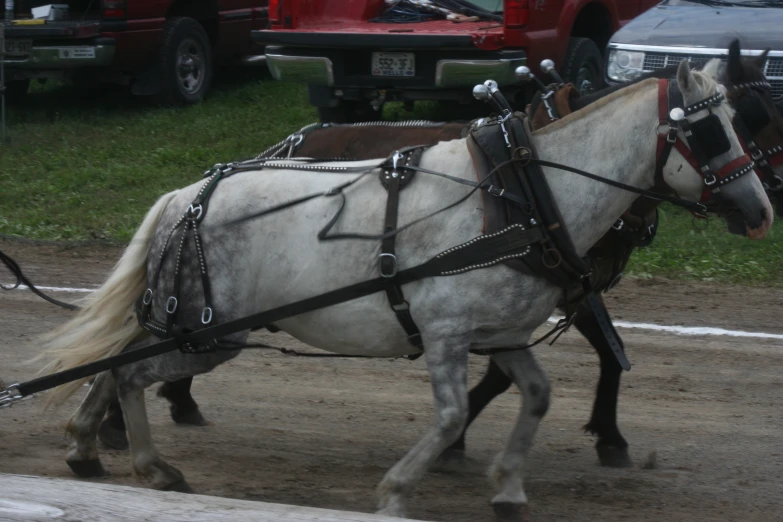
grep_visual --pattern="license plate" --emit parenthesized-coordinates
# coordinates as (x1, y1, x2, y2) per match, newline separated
(372, 52, 415, 77)
(4, 39, 32, 56)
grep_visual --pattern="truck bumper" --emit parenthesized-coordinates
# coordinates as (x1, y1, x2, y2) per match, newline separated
(4, 42, 116, 69)
(264, 46, 526, 89)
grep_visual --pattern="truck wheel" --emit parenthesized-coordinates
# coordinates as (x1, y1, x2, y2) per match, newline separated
(561, 37, 604, 95)
(2, 79, 31, 98)
(317, 101, 378, 124)
(155, 17, 212, 106)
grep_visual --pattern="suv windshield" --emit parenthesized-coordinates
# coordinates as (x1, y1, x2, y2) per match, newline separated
(663, 0, 783, 6)
(468, 0, 504, 12)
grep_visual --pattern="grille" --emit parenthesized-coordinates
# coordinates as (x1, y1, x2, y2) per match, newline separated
(640, 51, 783, 102)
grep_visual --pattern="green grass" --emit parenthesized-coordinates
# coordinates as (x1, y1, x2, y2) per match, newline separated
(0, 74, 781, 285)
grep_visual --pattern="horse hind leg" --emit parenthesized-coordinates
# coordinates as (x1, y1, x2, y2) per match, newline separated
(435, 357, 513, 470)
(117, 378, 192, 492)
(65, 371, 117, 477)
(488, 349, 551, 521)
(376, 335, 470, 518)
(157, 377, 208, 426)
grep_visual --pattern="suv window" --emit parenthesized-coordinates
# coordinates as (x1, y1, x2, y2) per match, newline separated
(467, 0, 504, 13)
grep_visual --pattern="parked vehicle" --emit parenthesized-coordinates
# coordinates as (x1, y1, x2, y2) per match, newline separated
(1, 1, 269, 105)
(605, 0, 783, 109)
(251, 0, 659, 122)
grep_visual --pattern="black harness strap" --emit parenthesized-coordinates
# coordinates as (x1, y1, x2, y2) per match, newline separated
(7, 224, 544, 399)
(379, 150, 424, 351)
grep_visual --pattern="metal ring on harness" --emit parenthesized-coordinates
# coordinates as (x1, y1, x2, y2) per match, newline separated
(166, 296, 178, 314)
(187, 204, 204, 221)
(541, 246, 562, 269)
(692, 214, 709, 230)
(512, 146, 533, 167)
(0, 384, 23, 409)
(142, 288, 154, 305)
(201, 307, 213, 325)
(379, 253, 398, 278)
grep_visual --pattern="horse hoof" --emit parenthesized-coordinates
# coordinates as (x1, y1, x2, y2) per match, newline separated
(67, 458, 106, 478)
(98, 421, 129, 450)
(162, 479, 194, 494)
(596, 445, 633, 468)
(492, 502, 530, 522)
(170, 407, 208, 426)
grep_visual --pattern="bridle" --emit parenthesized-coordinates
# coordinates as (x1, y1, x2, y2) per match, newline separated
(725, 80, 783, 192)
(655, 78, 756, 207)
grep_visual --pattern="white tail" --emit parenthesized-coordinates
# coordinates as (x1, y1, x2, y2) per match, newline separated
(35, 190, 180, 407)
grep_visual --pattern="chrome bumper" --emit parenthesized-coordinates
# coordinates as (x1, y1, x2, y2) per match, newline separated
(266, 52, 335, 86)
(264, 49, 526, 88)
(4, 45, 115, 69)
(435, 57, 527, 87)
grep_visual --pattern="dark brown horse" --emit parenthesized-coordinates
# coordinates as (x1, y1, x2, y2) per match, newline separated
(100, 41, 783, 468)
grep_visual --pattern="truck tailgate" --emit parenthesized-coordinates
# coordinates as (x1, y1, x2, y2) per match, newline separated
(254, 19, 504, 49)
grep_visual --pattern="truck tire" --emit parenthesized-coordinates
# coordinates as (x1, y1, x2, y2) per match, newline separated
(317, 100, 378, 124)
(561, 37, 604, 95)
(154, 17, 212, 106)
(2, 79, 30, 99)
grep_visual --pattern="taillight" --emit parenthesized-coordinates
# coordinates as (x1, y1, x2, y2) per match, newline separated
(103, 0, 126, 19)
(505, 0, 529, 27)
(268, 0, 281, 25)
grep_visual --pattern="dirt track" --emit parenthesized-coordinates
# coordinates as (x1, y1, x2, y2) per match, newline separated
(1, 240, 782, 522)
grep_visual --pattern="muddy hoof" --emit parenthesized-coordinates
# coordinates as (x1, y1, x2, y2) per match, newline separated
(67, 458, 106, 478)
(170, 407, 208, 426)
(597, 445, 633, 468)
(492, 502, 530, 522)
(162, 479, 194, 494)
(98, 420, 129, 450)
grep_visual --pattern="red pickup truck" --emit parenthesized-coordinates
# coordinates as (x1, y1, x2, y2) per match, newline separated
(2, 0, 268, 105)
(253, 0, 659, 122)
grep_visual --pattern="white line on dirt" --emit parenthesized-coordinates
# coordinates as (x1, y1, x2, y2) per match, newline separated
(6, 283, 783, 342)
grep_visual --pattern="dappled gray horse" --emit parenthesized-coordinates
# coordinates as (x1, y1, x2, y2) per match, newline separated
(39, 61, 771, 520)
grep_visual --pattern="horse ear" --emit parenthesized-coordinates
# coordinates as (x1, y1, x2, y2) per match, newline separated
(702, 58, 722, 80)
(727, 39, 743, 84)
(677, 59, 696, 95)
(756, 48, 770, 68)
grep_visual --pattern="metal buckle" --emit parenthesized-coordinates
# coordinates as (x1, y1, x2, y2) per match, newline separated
(612, 218, 624, 231)
(704, 173, 718, 186)
(187, 204, 204, 221)
(379, 253, 398, 278)
(201, 307, 213, 325)
(166, 296, 178, 314)
(487, 185, 505, 197)
(142, 288, 154, 306)
(0, 384, 23, 409)
(666, 127, 678, 144)
(751, 147, 764, 162)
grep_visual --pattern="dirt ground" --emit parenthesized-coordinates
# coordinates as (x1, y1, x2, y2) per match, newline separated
(1, 239, 782, 522)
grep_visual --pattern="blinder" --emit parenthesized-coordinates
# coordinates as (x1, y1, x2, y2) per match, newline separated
(657, 79, 755, 204)
(735, 94, 772, 136)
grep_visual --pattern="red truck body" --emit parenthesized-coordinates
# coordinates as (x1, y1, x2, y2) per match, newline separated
(2, 0, 269, 104)
(254, 0, 659, 122)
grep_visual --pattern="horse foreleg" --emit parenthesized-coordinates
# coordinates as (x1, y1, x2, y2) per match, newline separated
(99, 398, 129, 450)
(436, 358, 512, 467)
(157, 377, 207, 426)
(116, 377, 192, 492)
(377, 336, 469, 518)
(488, 349, 550, 521)
(574, 299, 632, 468)
(65, 371, 116, 477)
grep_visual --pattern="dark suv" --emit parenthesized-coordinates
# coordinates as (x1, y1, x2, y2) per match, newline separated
(605, 0, 783, 109)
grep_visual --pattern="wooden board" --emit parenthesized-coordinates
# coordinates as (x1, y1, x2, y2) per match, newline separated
(0, 473, 429, 522)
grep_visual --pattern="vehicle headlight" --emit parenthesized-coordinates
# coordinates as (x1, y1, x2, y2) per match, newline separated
(607, 49, 646, 83)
